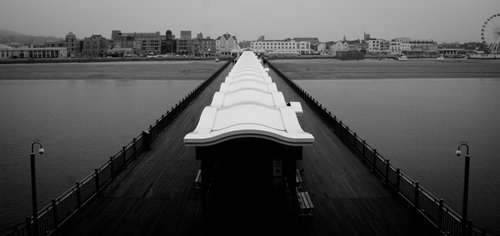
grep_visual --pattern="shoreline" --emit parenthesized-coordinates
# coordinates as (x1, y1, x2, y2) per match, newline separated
(0, 56, 230, 65)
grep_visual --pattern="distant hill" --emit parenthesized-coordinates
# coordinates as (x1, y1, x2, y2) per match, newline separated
(0, 29, 63, 46)
(0, 29, 23, 37)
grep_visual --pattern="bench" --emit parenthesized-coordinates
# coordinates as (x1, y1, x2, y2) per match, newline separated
(296, 169, 303, 190)
(297, 190, 314, 216)
(194, 169, 202, 189)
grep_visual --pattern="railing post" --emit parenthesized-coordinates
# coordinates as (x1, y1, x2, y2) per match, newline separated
(132, 138, 137, 155)
(396, 169, 401, 192)
(372, 149, 378, 171)
(109, 157, 114, 176)
(122, 146, 127, 167)
(26, 216, 32, 236)
(362, 140, 366, 163)
(51, 199, 58, 228)
(414, 181, 420, 209)
(333, 116, 337, 130)
(75, 182, 82, 209)
(353, 132, 357, 147)
(385, 160, 390, 183)
(466, 220, 473, 236)
(437, 199, 444, 230)
(142, 131, 151, 151)
(345, 126, 350, 141)
(94, 169, 100, 193)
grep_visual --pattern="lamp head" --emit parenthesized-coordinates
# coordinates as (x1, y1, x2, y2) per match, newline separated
(455, 150, 462, 156)
(38, 148, 45, 155)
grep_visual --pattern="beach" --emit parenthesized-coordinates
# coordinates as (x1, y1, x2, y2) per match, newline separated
(272, 59, 500, 79)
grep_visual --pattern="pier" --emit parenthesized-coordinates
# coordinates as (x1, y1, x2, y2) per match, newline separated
(1, 52, 497, 236)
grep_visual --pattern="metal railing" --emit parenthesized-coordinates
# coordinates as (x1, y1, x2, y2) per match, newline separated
(0, 61, 231, 236)
(267, 60, 498, 236)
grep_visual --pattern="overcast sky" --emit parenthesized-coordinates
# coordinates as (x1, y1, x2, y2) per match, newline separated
(1, 0, 499, 42)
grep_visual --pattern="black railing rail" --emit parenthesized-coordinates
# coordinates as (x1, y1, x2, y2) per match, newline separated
(0, 61, 231, 236)
(266, 60, 499, 236)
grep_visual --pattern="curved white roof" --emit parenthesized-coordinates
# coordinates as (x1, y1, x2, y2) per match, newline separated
(184, 51, 313, 146)
(225, 74, 272, 83)
(219, 80, 278, 93)
(184, 105, 313, 146)
(211, 90, 286, 108)
(228, 70, 268, 78)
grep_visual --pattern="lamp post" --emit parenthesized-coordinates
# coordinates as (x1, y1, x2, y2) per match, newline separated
(455, 142, 470, 234)
(30, 141, 44, 236)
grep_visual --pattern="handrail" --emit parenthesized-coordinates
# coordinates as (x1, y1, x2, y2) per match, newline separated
(266, 60, 499, 236)
(0, 60, 231, 236)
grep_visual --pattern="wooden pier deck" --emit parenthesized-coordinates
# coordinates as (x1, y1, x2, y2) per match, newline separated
(54, 63, 441, 236)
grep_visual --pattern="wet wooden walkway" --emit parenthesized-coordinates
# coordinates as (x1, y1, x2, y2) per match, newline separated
(54, 63, 441, 236)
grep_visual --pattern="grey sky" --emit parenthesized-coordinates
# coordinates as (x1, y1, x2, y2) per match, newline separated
(1, 0, 499, 42)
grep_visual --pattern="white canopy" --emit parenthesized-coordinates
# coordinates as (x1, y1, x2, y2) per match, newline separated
(184, 51, 313, 146)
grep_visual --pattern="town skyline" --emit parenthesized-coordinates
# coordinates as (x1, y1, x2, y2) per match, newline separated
(1, 0, 499, 43)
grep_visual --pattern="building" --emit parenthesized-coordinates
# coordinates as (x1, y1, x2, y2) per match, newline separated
(364, 32, 371, 41)
(368, 39, 382, 52)
(330, 41, 349, 54)
(65, 32, 81, 58)
(438, 48, 467, 58)
(238, 40, 251, 49)
(163, 30, 176, 54)
(389, 41, 411, 53)
(250, 39, 311, 55)
(0, 44, 67, 59)
(216, 33, 238, 56)
(367, 39, 391, 53)
(174, 30, 192, 55)
(106, 48, 134, 57)
(180, 31, 192, 40)
(293, 37, 319, 51)
(341, 37, 363, 51)
(82, 35, 109, 57)
(112, 30, 161, 55)
(410, 40, 438, 52)
(44, 41, 66, 48)
(317, 43, 327, 54)
(393, 37, 438, 52)
(176, 39, 192, 55)
(43, 32, 82, 58)
(131, 32, 161, 55)
(194, 36, 215, 57)
(112, 35, 136, 50)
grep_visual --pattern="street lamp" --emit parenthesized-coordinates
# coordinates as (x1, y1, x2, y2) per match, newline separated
(30, 141, 44, 236)
(455, 141, 470, 234)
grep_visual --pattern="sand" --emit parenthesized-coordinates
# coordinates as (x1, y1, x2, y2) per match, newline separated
(271, 59, 500, 80)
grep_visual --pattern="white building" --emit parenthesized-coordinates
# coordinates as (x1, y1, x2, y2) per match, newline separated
(329, 41, 349, 55)
(393, 37, 437, 52)
(317, 43, 327, 54)
(389, 41, 410, 53)
(216, 33, 238, 56)
(0, 44, 68, 60)
(250, 40, 311, 55)
(368, 39, 382, 52)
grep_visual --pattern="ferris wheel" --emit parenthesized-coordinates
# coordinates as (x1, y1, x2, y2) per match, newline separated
(481, 13, 500, 53)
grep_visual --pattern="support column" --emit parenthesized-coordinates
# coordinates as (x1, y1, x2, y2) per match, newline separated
(200, 159, 215, 215)
(283, 159, 297, 213)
